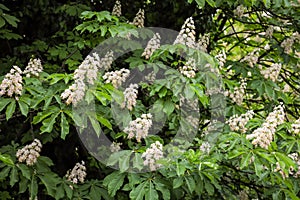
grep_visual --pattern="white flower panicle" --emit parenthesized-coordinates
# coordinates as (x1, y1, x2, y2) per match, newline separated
(234, 5, 246, 17)
(186, 116, 199, 129)
(99, 51, 114, 71)
(103, 68, 130, 88)
(174, 17, 196, 48)
(179, 58, 197, 78)
(65, 161, 87, 184)
(291, 118, 300, 135)
(74, 52, 101, 85)
(110, 142, 122, 152)
(215, 50, 227, 67)
(142, 33, 161, 59)
(224, 79, 247, 105)
(288, 152, 300, 178)
(142, 141, 163, 171)
(226, 110, 255, 133)
(61, 81, 86, 105)
(200, 142, 211, 153)
(241, 50, 259, 68)
(124, 113, 152, 142)
(112, 0, 121, 17)
(61, 52, 101, 105)
(0, 66, 23, 99)
(16, 139, 42, 166)
(197, 33, 210, 52)
(281, 32, 300, 54)
(274, 162, 288, 179)
(246, 103, 285, 149)
(265, 26, 274, 38)
(23, 58, 43, 77)
(282, 84, 291, 93)
(121, 83, 138, 110)
(131, 9, 145, 28)
(259, 63, 281, 82)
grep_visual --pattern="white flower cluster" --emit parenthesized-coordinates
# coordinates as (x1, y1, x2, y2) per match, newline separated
(16, 139, 42, 166)
(121, 83, 138, 110)
(241, 50, 259, 68)
(274, 162, 288, 179)
(74, 53, 101, 85)
(291, 118, 300, 135)
(215, 50, 227, 67)
(61, 81, 86, 105)
(110, 142, 122, 152)
(226, 110, 255, 133)
(174, 17, 196, 48)
(246, 103, 285, 149)
(259, 63, 282, 82)
(145, 71, 156, 83)
(124, 113, 152, 142)
(288, 152, 300, 178)
(142, 33, 161, 59)
(197, 33, 210, 52)
(65, 161, 87, 184)
(224, 79, 247, 105)
(281, 32, 300, 54)
(103, 68, 130, 88)
(99, 50, 114, 71)
(61, 53, 101, 105)
(0, 66, 23, 100)
(282, 84, 291, 93)
(131, 9, 145, 28)
(234, 5, 246, 18)
(186, 116, 199, 129)
(200, 141, 211, 153)
(179, 58, 197, 78)
(112, 0, 121, 17)
(23, 58, 43, 77)
(141, 141, 163, 171)
(265, 26, 274, 38)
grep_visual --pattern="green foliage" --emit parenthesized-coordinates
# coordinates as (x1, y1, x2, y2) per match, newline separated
(0, 0, 299, 199)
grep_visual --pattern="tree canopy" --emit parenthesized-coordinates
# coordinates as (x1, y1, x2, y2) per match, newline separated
(0, 0, 300, 199)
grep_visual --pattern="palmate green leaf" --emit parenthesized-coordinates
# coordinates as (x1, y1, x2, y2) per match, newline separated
(89, 184, 107, 200)
(40, 112, 60, 133)
(19, 176, 29, 194)
(240, 152, 252, 169)
(5, 99, 16, 120)
(0, 98, 11, 112)
(2, 14, 20, 27)
(205, 0, 216, 7)
(60, 112, 69, 140)
(119, 150, 132, 173)
(18, 164, 31, 179)
(88, 115, 101, 137)
(103, 171, 126, 197)
(29, 176, 38, 200)
(18, 100, 29, 116)
(96, 114, 112, 130)
(173, 177, 184, 189)
(145, 181, 159, 200)
(0, 154, 14, 166)
(130, 181, 147, 200)
(0, 16, 5, 28)
(38, 173, 59, 198)
(32, 106, 60, 124)
(184, 176, 196, 194)
(0, 166, 11, 179)
(163, 99, 175, 116)
(153, 180, 170, 200)
(9, 166, 18, 187)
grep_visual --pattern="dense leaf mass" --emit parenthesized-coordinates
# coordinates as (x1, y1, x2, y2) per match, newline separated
(0, 0, 300, 199)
